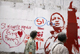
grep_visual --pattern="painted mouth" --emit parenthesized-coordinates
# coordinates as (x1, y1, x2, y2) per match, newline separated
(55, 23, 60, 26)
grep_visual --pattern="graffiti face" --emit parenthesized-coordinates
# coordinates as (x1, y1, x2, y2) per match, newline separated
(50, 12, 65, 30)
(51, 14, 63, 27)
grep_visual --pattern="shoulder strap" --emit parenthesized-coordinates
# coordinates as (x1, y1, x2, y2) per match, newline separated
(52, 43, 62, 51)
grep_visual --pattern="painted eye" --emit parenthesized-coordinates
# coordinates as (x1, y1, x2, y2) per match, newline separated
(58, 17, 61, 20)
(52, 17, 56, 20)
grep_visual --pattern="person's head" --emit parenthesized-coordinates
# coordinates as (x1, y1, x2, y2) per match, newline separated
(30, 30, 37, 39)
(50, 12, 65, 30)
(58, 32, 67, 43)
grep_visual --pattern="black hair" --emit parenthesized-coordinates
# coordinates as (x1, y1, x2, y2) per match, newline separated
(58, 32, 66, 42)
(30, 30, 37, 39)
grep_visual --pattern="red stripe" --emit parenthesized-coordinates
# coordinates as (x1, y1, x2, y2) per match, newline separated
(0, 36, 1, 37)
(45, 43, 50, 49)
(0, 43, 1, 44)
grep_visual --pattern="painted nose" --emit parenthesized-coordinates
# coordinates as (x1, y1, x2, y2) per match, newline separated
(55, 21, 59, 22)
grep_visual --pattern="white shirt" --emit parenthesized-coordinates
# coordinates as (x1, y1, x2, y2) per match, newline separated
(52, 40, 69, 54)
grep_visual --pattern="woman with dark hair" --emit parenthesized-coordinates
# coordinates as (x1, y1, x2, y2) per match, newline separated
(24, 30, 37, 54)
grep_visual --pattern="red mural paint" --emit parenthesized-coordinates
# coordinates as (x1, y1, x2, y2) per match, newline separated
(35, 37, 44, 42)
(2, 28, 25, 48)
(44, 12, 65, 54)
(78, 36, 80, 39)
(37, 31, 43, 37)
(36, 19, 44, 25)
(78, 26, 80, 29)
(79, 45, 80, 47)
(18, 31, 23, 38)
(64, 1, 79, 54)
(44, 2, 79, 53)
(1, 23, 6, 29)
(77, 17, 79, 19)
(38, 27, 44, 30)
(36, 42, 38, 50)
(1, 23, 31, 30)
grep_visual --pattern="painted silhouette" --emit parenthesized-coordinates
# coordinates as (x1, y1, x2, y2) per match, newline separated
(44, 1, 79, 54)
(44, 12, 65, 54)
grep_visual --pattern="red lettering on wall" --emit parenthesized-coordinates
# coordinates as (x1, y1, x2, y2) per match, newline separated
(38, 27, 44, 30)
(36, 19, 44, 25)
(1, 23, 31, 30)
(1, 23, 6, 29)
(7, 25, 20, 29)
(36, 42, 38, 50)
(5, 35, 19, 45)
(21, 26, 26, 30)
(37, 31, 43, 37)
(21, 26, 31, 30)
(79, 45, 80, 47)
(35, 37, 44, 41)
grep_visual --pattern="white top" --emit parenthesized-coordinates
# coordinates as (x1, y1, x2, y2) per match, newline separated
(52, 40, 69, 54)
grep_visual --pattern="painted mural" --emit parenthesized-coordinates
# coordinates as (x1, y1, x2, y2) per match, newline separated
(0, 1, 80, 54)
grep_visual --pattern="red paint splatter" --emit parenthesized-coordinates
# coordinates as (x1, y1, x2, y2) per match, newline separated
(79, 45, 80, 47)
